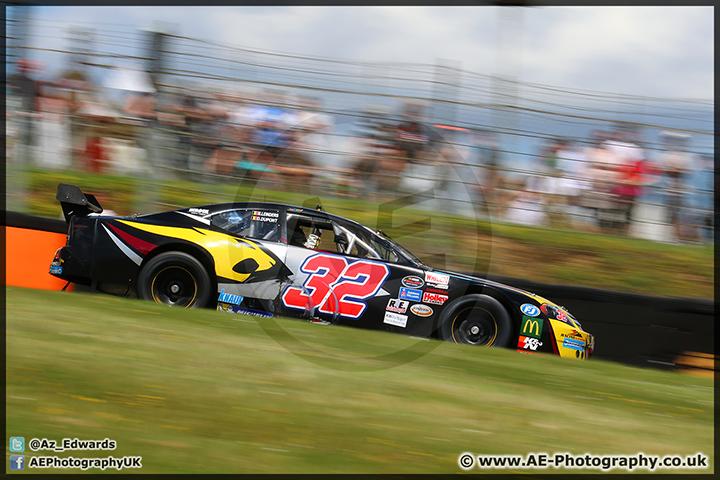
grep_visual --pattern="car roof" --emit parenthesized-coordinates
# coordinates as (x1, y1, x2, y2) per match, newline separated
(172, 202, 365, 228)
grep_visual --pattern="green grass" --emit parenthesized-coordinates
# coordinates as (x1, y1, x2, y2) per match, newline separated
(19, 168, 714, 298)
(6, 287, 714, 474)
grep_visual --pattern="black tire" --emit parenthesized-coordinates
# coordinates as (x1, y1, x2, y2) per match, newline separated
(439, 294, 512, 347)
(137, 251, 213, 308)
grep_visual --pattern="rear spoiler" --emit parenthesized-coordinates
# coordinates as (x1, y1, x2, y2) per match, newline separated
(56, 183, 103, 223)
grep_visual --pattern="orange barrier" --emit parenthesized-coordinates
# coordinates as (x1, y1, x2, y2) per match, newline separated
(6, 226, 74, 291)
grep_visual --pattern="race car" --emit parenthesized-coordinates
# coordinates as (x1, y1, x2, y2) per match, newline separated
(50, 183, 594, 359)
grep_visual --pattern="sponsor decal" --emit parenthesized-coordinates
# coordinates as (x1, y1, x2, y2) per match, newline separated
(401, 275, 424, 288)
(287, 207, 303, 212)
(252, 210, 279, 218)
(383, 311, 408, 328)
(386, 298, 409, 313)
(49, 265, 63, 275)
(520, 303, 540, 317)
(282, 253, 390, 319)
(422, 291, 448, 305)
(410, 304, 434, 317)
(188, 207, 209, 216)
(252, 211, 279, 222)
(399, 287, 423, 302)
(560, 329, 583, 339)
(252, 215, 278, 223)
(218, 289, 243, 305)
(520, 315, 544, 339)
(218, 303, 273, 318)
(425, 287, 449, 294)
(518, 335, 543, 351)
(425, 271, 450, 287)
(563, 338, 585, 351)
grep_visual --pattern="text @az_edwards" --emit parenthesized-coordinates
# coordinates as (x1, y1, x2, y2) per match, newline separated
(28, 437, 116, 452)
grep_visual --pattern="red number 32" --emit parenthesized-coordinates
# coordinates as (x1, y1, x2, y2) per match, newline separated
(281, 253, 390, 319)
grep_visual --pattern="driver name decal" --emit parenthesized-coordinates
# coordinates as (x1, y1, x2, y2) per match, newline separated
(282, 253, 390, 319)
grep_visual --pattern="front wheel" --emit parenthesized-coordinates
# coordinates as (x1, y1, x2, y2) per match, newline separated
(439, 294, 512, 347)
(137, 252, 213, 308)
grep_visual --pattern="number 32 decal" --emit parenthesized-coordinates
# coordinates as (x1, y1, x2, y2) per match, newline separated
(282, 253, 390, 319)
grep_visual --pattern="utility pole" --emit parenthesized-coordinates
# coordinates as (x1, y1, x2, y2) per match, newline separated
(6, 4, 33, 213)
(492, 4, 525, 161)
(431, 58, 462, 127)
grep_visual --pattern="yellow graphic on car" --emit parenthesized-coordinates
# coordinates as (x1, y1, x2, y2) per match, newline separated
(117, 220, 277, 283)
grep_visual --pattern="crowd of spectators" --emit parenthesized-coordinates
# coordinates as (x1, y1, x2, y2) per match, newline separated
(6, 60, 712, 245)
(501, 126, 712, 243)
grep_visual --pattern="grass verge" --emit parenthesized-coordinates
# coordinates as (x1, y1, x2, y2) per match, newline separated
(6, 287, 714, 474)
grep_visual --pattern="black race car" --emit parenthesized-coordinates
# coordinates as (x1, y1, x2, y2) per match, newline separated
(50, 183, 594, 359)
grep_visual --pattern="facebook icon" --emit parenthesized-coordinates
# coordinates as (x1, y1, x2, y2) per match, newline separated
(9, 455, 25, 470)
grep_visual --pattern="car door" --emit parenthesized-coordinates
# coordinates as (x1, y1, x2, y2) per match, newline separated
(208, 207, 289, 310)
(278, 210, 430, 333)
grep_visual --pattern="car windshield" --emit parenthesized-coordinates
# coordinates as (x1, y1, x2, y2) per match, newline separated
(374, 229, 427, 268)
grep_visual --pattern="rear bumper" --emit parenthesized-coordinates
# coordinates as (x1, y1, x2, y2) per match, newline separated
(50, 247, 92, 286)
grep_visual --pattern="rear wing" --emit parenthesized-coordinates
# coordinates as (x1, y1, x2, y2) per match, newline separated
(56, 183, 103, 223)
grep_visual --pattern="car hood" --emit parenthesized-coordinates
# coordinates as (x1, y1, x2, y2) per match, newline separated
(436, 269, 551, 303)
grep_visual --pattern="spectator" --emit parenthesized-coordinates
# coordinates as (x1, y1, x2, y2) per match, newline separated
(248, 89, 295, 159)
(346, 106, 395, 199)
(686, 155, 714, 244)
(580, 130, 623, 232)
(122, 89, 157, 174)
(182, 89, 218, 175)
(470, 129, 502, 208)
(657, 132, 699, 243)
(538, 138, 568, 227)
(603, 124, 647, 234)
(8, 59, 42, 164)
(153, 89, 188, 178)
(395, 100, 429, 162)
(293, 96, 334, 165)
(203, 89, 246, 179)
(556, 138, 591, 227)
(504, 175, 548, 226)
(377, 145, 409, 197)
(34, 78, 71, 170)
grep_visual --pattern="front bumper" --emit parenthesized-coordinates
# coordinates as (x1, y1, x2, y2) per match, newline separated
(551, 319, 594, 360)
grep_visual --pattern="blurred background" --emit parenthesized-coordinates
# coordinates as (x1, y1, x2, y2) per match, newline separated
(5, 5, 714, 298)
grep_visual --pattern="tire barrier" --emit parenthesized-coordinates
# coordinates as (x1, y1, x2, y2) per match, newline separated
(5, 211, 73, 291)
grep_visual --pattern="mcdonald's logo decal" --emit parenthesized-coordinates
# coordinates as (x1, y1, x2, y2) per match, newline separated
(520, 315, 543, 339)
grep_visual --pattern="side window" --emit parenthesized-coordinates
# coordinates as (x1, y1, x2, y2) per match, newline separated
(212, 209, 280, 242)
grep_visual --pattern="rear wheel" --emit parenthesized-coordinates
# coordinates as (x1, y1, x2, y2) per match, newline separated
(138, 252, 212, 308)
(439, 294, 512, 347)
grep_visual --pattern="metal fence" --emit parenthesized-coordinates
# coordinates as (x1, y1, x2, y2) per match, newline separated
(5, 13, 714, 285)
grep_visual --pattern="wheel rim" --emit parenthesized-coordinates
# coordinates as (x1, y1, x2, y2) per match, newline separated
(150, 266, 198, 307)
(451, 306, 498, 346)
